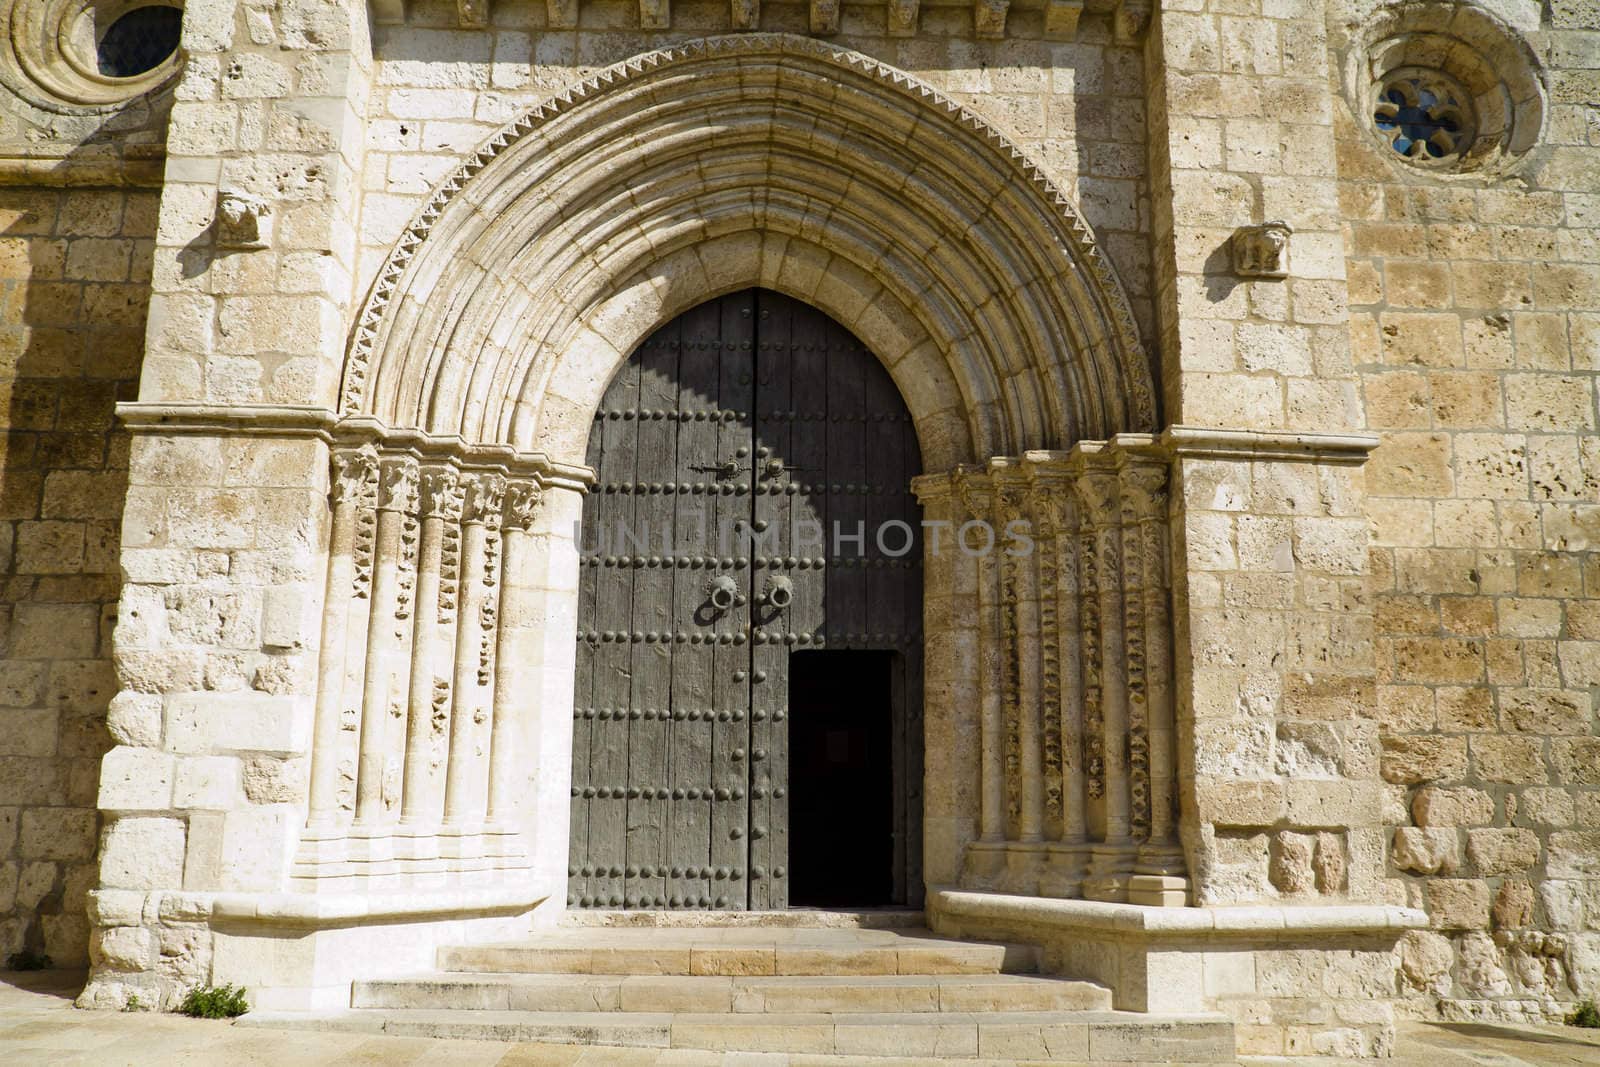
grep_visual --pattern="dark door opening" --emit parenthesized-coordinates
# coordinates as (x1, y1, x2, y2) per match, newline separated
(787, 650, 897, 907)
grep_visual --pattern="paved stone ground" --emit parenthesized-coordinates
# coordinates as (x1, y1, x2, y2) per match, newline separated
(4, 971, 1600, 1065)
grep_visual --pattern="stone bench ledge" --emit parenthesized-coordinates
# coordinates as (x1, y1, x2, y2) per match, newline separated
(929, 887, 1426, 940)
(210, 887, 546, 928)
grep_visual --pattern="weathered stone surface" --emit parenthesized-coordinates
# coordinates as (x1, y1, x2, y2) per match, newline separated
(1465, 829, 1541, 876)
(1392, 827, 1460, 875)
(1398, 930, 1454, 994)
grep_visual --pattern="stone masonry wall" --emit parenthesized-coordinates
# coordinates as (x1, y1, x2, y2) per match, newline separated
(0, 185, 156, 965)
(356, 0, 1157, 351)
(1334, 0, 1600, 1021)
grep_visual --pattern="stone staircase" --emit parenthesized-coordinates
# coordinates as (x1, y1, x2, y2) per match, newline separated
(240, 914, 1236, 1062)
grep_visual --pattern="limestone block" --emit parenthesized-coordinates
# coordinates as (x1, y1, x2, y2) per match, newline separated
(1392, 827, 1459, 875)
(165, 692, 309, 756)
(1541, 880, 1587, 931)
(1313, 831, 1347, 893)
(172, 756, 241, 809)
(1466, 828, 1540, 875)
(86, 889, 145, 928)
(92, 925, 154, 972)
(1469, 736, 1545, 784)
(96, 746, 174, 811)
(18, 809, 96, 860)
(97, 817, 185, 891)
(1381, 735, 1468, 784)
(219, 807, 291, 891)
(1269, 831, 1314, 895)
(1424, 879, 1491, 930)
(106, 692, 162, 747)
(1492, 879, 1536, 929)
(242, 756, 307, 804)
(1398, 929, 1453, 994)
(1547, 831, 1600, 878)
(1457, 931, 1512, 997)
(1515, 787, 1575, 827)
(1412, 786, 1495, 827)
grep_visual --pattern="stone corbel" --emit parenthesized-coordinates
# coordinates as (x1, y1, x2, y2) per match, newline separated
(1113, 0, 1150, 42)
(1231, 220, 1293, 278)
(547, 0, 579, 28)
(730, 0, 758, 28)
(457, 0, 489, 26)
(809, 0, 839, 34)
(216, 191, 271, 250)
(974, 0, 1008, 39)
(1043, 0, 1082, 39)
(639, 0, 669, 29)
(886, 0, 918, 36)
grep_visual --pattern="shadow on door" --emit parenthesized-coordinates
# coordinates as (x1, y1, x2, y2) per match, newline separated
(787, 650, 896, 907)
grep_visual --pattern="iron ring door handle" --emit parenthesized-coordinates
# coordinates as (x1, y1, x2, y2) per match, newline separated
(707, 575, 739, 611)
(764, 576, 793, 609)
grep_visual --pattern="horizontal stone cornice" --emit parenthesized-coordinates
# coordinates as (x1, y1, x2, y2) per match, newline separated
(1159, 426, 1382, 465)
(115, 403, 595, 489)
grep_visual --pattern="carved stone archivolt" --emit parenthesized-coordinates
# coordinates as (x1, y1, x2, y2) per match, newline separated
(914, 437, 1189, 906)
(299, 439, 564, 889)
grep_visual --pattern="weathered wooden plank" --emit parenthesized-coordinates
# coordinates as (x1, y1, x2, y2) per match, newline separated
(625, 320, 680, 908)
(584, 339, 643, 908)
(709, 293, 755, 909)
(667, 301, 722, 908)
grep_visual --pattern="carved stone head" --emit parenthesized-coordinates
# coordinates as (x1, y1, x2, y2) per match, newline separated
(1231, 220, 1292, 278)
(217, 191, 271, 250)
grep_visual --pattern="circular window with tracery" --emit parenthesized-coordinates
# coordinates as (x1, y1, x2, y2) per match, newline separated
(1373, 70, 1476, 164)
(1346, 2, 1545, 178)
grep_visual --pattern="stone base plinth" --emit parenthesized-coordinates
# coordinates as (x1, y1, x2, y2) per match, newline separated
(927, 887, 1426, 1058)
(79, 887, 549, 1013)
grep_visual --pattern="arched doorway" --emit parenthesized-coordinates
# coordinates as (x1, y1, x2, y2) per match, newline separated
(568, 289, 924, 911)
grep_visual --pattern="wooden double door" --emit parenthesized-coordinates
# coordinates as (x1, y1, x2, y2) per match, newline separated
(570, 289, 923, 911)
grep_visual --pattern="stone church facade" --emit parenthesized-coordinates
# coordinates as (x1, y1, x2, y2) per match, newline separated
(0, 0, 1594, 1056)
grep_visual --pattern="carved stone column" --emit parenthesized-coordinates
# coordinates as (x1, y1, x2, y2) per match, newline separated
(1029, 457, 1088, 898)
(308, 446, 377, 826)
(443, 472, 503, 827)
(954, 467, 1005, 887)
(487, 478, 541, 829)
(401, 466, 461, 825)
(355, 457, 419, 826)
(995, 467, 1045, 894)
(1079, 464, 1135, 901)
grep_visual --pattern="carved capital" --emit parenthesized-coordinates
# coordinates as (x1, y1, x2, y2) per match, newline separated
(462, 473, 506, 526)
(331, 446, 379, 507)
(378, 458, 420, 513)
(1120, 462, 1169, 519)
(503, 479, 544, 531)
(421, 467, 465, 521)
(1072, 470, 1120, 528)
(952, 466, 993, 522)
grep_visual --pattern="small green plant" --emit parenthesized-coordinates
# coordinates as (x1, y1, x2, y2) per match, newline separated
(1567, 1000, 1600, 1028)
(122, 993, 143, 1013)
(5, 950, 52, 971)
(177, 983, 250, 1019)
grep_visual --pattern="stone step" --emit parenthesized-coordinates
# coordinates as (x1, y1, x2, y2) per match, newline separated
(439, 927, 1039, 977)
(353, 972, 1112, 1014)
(239, 1007, 1237, 1061)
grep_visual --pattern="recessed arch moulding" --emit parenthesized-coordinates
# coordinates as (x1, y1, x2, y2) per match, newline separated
(313, 33, 1187, 917)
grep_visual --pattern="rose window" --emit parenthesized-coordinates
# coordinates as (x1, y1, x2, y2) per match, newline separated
(1373, 72, 1475, 163)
